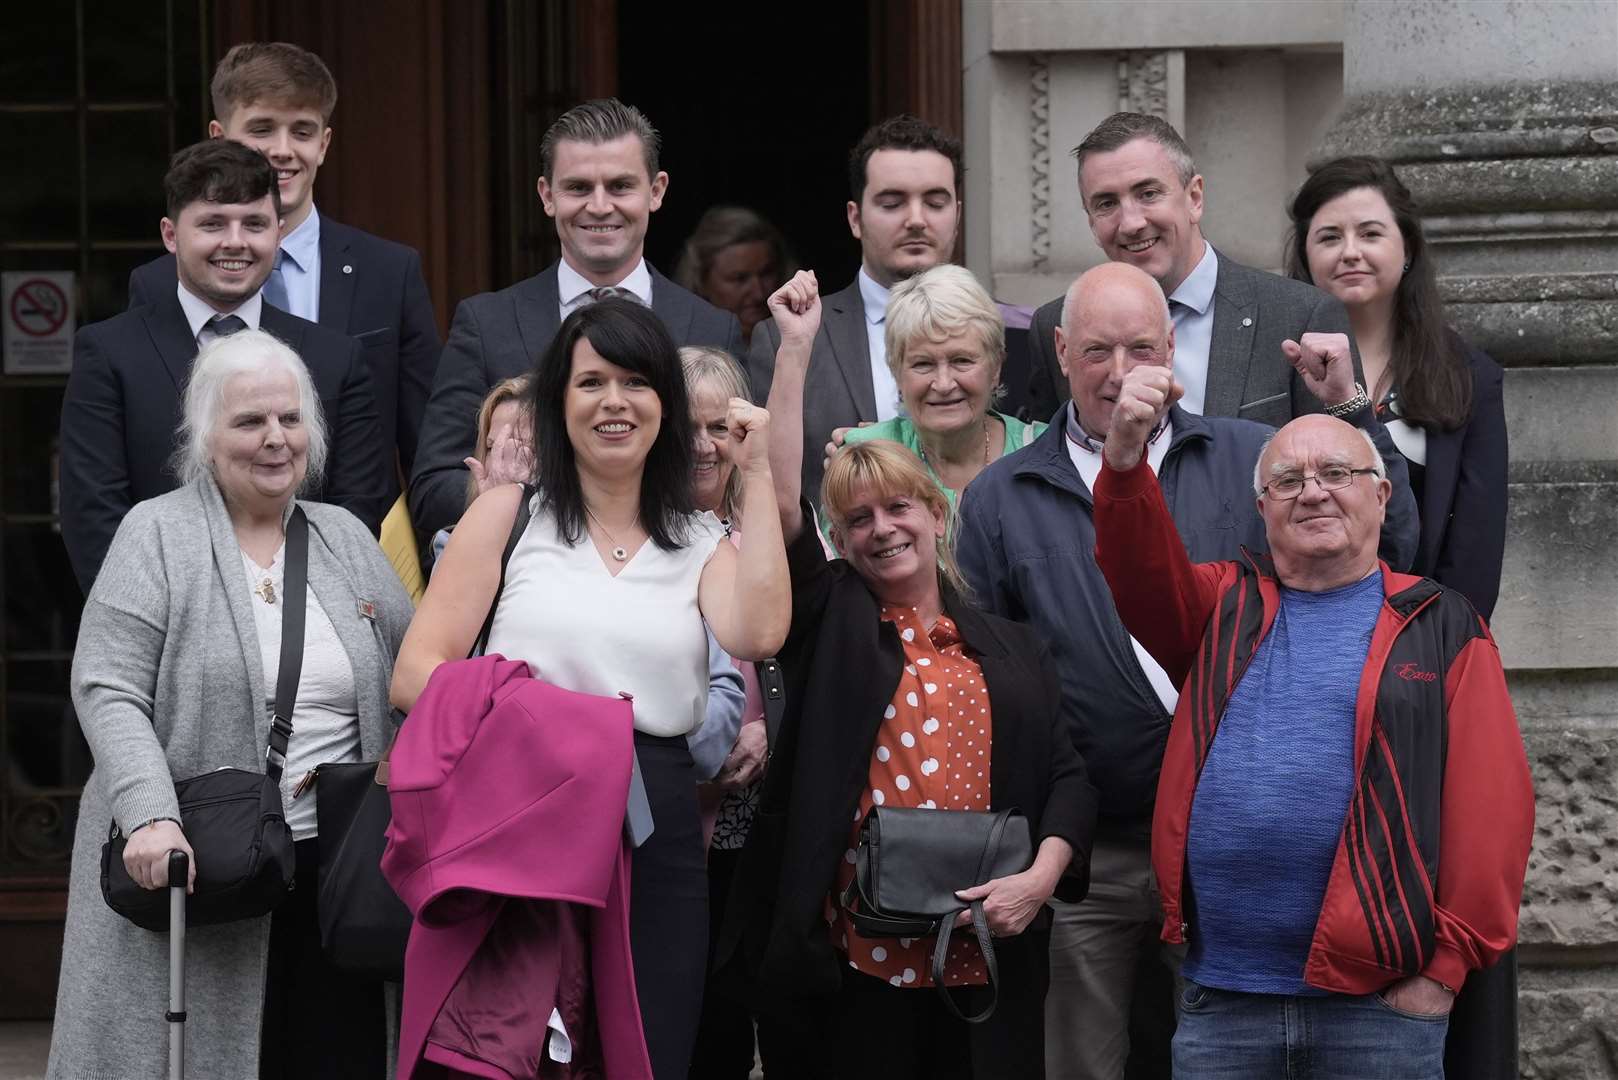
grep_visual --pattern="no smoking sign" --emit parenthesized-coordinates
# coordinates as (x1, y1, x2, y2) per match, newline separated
(3, 271, 76, 374)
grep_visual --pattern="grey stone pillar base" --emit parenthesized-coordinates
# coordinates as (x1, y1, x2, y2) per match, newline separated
(1318, 77, 1618, 1080)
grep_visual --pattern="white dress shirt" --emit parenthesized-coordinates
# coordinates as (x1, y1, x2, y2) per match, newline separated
(270, 206, 322, 322)
(1166, 243, 1219, 416)
(857, 268, 901, 421)
(177, 282, 263, 346)
(1065, 407, 1182, 713)
(557, 258, 654, 321)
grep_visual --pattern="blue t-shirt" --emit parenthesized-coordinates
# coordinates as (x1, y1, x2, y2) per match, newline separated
(1182, 571, 1383, 994)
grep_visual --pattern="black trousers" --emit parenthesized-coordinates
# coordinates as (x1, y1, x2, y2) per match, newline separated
(689, 847, 811, 1079)
(260, 838, 386, 1079)
(630, 734, 709, 1080)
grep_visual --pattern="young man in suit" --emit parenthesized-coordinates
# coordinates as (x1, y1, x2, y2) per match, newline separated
(61, 139, 385, 592)
(745, 115, 963, 501)
(1023, 113, 1358, 429)
(127, 42, 440, 509)
(407, 98, 743, 543)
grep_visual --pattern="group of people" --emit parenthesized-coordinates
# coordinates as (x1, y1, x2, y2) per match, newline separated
(47, 38, 1531, 1080)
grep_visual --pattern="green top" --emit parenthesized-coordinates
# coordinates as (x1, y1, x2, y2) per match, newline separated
(823, 411, 1047, 543)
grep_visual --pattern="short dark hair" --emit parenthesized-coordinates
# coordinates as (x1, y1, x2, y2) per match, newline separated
(211, 42, 338, 125)
(1071, 112, 1196, 188)
(848, 115, 964, 203)
(540, 98, 661, 183)
(1286, 155, 1472, 430)
(163, 139, 283, 221)
(525, 299, 697, 551)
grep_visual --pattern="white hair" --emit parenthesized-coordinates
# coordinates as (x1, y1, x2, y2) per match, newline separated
(174, 328, 328, 490)
(1253, 427, 1386, 497)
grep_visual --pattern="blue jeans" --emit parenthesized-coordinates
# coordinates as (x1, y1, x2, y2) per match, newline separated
(1172, 980, 1449, 1079)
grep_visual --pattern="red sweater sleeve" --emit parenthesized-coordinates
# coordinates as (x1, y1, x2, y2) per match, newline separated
(1092, 457, 1231, 688)
(1422, 626, 1535, 990)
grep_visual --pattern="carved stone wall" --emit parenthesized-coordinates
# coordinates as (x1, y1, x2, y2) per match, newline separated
(1323, 2, 1618, 1073)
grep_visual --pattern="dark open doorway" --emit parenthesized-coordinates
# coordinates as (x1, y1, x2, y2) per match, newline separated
(617, 8, 873, 291)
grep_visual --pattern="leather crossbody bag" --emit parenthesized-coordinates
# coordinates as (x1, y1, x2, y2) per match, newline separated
(841, 805, 1032, 1023)
(100, 508, 309, 931)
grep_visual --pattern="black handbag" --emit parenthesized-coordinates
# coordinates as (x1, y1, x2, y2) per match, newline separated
(311, 743, 411, 980)
(100, 508, 309, 931)
(310, 486, 535, 977)
(841, 805, 1032, 1023)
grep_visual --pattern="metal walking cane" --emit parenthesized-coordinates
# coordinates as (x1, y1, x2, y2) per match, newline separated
(167, 849, 189, 1080)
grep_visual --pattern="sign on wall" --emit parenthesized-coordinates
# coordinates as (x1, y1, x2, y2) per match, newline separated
(3, 272, 76, 375)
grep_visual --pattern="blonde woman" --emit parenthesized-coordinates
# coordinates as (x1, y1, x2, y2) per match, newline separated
(841, 265, 1042, 509)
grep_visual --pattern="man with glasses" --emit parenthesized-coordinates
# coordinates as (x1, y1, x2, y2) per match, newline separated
(1091, 365, 1531, 1080)
(955, 261, 1416, 1078)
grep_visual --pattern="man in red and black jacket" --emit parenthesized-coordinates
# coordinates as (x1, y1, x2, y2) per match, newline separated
(1091, 360, 1532, 1079)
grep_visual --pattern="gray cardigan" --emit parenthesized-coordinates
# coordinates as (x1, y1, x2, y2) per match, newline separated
(48, 477, 412, 1080)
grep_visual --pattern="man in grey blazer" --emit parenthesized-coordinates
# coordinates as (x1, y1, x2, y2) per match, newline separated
(408, 99, 742, 542)
(745, 115, 963, 500)
(1023, 113, 1358, 430)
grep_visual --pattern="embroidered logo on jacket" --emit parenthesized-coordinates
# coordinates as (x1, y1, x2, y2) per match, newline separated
(1394, 662, 1438, 682)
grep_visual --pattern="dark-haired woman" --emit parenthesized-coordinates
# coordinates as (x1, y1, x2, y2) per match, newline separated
(1288, 155, 1512, 1080)
(1287, 155, 1507, 619)
(392, 299, 790, 1079)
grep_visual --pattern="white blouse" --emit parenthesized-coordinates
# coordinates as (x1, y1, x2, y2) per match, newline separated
(486, 496, 727, 738)
(242, 545, 361, 840)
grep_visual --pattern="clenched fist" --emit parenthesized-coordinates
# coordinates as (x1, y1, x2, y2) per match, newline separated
(768, 270, 822, 351)
(1103, 365, 1183, 471)
(1282, 332, 1357, 409)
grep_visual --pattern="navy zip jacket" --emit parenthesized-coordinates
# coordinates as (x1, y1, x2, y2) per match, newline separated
(955, 403, 1418, 827)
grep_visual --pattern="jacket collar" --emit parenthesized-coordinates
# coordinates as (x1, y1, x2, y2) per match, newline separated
(1012, 403, 1215, 502)
(317, 214, 356, 331)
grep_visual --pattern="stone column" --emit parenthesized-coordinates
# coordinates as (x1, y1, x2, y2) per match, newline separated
(1319, 4, 1618, 1077)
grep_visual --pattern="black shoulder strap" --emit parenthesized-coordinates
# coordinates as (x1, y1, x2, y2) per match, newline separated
(758, 657, 786, 747)
(471, 484, 536, 658)
(266, 507, 309, 782)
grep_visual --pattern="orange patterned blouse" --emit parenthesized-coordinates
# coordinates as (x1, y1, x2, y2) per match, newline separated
(828, 604, 995, 988)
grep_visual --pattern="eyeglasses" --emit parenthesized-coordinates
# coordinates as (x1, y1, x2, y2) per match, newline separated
(1261, 465, 1381, 500)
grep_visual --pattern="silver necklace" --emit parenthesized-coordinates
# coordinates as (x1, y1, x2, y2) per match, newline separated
(584, 505, 636, 562)
(920, 418, 992, 471)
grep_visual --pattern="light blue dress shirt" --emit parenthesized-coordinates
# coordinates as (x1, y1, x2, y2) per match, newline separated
(857, 268, 901, 421)
(1167, 243, 1218, 416)
(265, 206, 322, 322)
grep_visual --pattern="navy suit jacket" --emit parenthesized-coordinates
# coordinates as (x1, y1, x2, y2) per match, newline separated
(128, 217, 441, 503)
(407, 262, 743, 540)
(59, 295, 387, 593)
(1411, 339, 1508, 620)
(1023, 248, 1359, 426)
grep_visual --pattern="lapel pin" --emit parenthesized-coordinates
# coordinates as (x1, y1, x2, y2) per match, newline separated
(357, 599, 377, 621)
(343, 264, 353, 275)
(1242, 317, 1253, 327)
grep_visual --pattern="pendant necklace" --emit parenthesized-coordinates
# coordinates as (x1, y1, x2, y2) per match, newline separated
(255, 578, 277, 605)
(585, 505, 636, 562)
(920, 418, 992, 473)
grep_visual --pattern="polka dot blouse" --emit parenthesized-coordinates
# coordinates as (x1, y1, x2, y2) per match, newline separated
(828, 604, 995, 988)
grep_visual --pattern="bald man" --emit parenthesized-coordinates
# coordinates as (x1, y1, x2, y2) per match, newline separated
(954, 262, 1418, 1079)
(1092, 383, 1531, 1080)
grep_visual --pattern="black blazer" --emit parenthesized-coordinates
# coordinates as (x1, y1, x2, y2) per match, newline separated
(1411, 339, 1507, 620)
(59, 296, 387, 593)
(718, 519, 1098, 1014)
(1023, 248, 1358, 426)
(407, 262, 743, 540)
(128, 217, 442, 504)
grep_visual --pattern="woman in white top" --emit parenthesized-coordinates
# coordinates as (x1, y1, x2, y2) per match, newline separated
(50, 330, 413, 1080)
(392, 298, 790, 1079)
